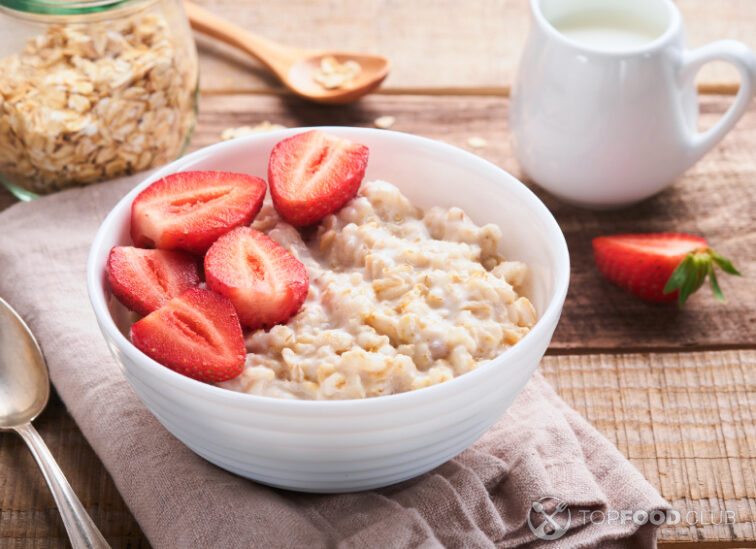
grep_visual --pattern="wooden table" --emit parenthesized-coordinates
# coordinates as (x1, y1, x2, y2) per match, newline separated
(1, 1, 754, 547)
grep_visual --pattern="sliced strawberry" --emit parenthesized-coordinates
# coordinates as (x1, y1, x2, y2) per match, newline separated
(131, 171, 267, 254)
(593, 233, 742, 305)
(268, 130, 369, 226)
(107, 246, 200, 316)
(130, 288, 245, 383)
(204, 227, 309, 330)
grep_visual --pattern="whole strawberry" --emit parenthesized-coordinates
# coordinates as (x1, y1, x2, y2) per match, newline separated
(592, 233, 742, 306)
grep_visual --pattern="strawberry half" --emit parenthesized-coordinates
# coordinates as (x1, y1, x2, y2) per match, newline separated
(107, 246, 200, 316)
(130, 288, 246, 383)
(593, 233, 742, 305)
(204, 227, 309, 330)
(131, 171, 267, 254)
(268, 130, 369, 226)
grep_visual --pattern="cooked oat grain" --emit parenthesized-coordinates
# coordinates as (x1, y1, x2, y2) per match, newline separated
(219, 181, 536, 400)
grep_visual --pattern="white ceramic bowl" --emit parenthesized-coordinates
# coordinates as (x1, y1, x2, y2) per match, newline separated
(87, 127, 569, 493)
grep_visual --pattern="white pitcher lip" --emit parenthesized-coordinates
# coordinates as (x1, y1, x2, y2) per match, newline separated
(528, 0, 683, 58)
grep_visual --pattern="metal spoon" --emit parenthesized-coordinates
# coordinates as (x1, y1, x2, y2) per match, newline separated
(0, 297, 111, 549)
(184, 1, 391, 104)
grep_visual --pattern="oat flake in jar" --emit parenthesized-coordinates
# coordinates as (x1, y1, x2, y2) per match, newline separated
(0, 0, 198, 199)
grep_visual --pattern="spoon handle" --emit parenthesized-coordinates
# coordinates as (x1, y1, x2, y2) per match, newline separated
(15, 422, 111, 549)
(183, 1, 306, 78)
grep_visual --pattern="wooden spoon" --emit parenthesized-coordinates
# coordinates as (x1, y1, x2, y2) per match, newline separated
(184, 1, 391, 104)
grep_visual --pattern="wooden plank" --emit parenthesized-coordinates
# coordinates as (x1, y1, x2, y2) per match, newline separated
(191, 0, 756, 94)
(1, 93, 753, 547)
(0, 391, 151, 549)
(2, 94, 755, 349)
(540, 350, 756, 545)
(187, 93, 756, 350)
(2, 350, 752, 547)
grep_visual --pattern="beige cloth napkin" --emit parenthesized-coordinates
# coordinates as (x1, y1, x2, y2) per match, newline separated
(0, 176, 669, 548)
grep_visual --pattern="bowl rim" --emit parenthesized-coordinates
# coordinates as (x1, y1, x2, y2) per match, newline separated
(87, 126, 570, 412)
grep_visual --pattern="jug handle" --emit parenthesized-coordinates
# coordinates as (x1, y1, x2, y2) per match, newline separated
(678, 40, 756, 163)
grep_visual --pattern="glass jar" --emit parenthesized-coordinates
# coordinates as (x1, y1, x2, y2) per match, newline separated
(0, 0, 198, 200)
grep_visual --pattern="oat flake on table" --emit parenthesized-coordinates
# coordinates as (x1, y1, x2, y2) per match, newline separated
(374, 116, 396, 129)
(467, 136, 488, 148)
(220, 121, 287, 141)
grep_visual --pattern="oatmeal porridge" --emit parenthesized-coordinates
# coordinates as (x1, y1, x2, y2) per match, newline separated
(218, 180, 536, 400)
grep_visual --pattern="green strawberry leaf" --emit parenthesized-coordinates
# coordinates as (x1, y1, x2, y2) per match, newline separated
(708, 264, 725, 302)
(710, 251, 743, 276)
(664, 255, 692, 293)
(679, 261, 701, 306)
(664, 247, 742, 306)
